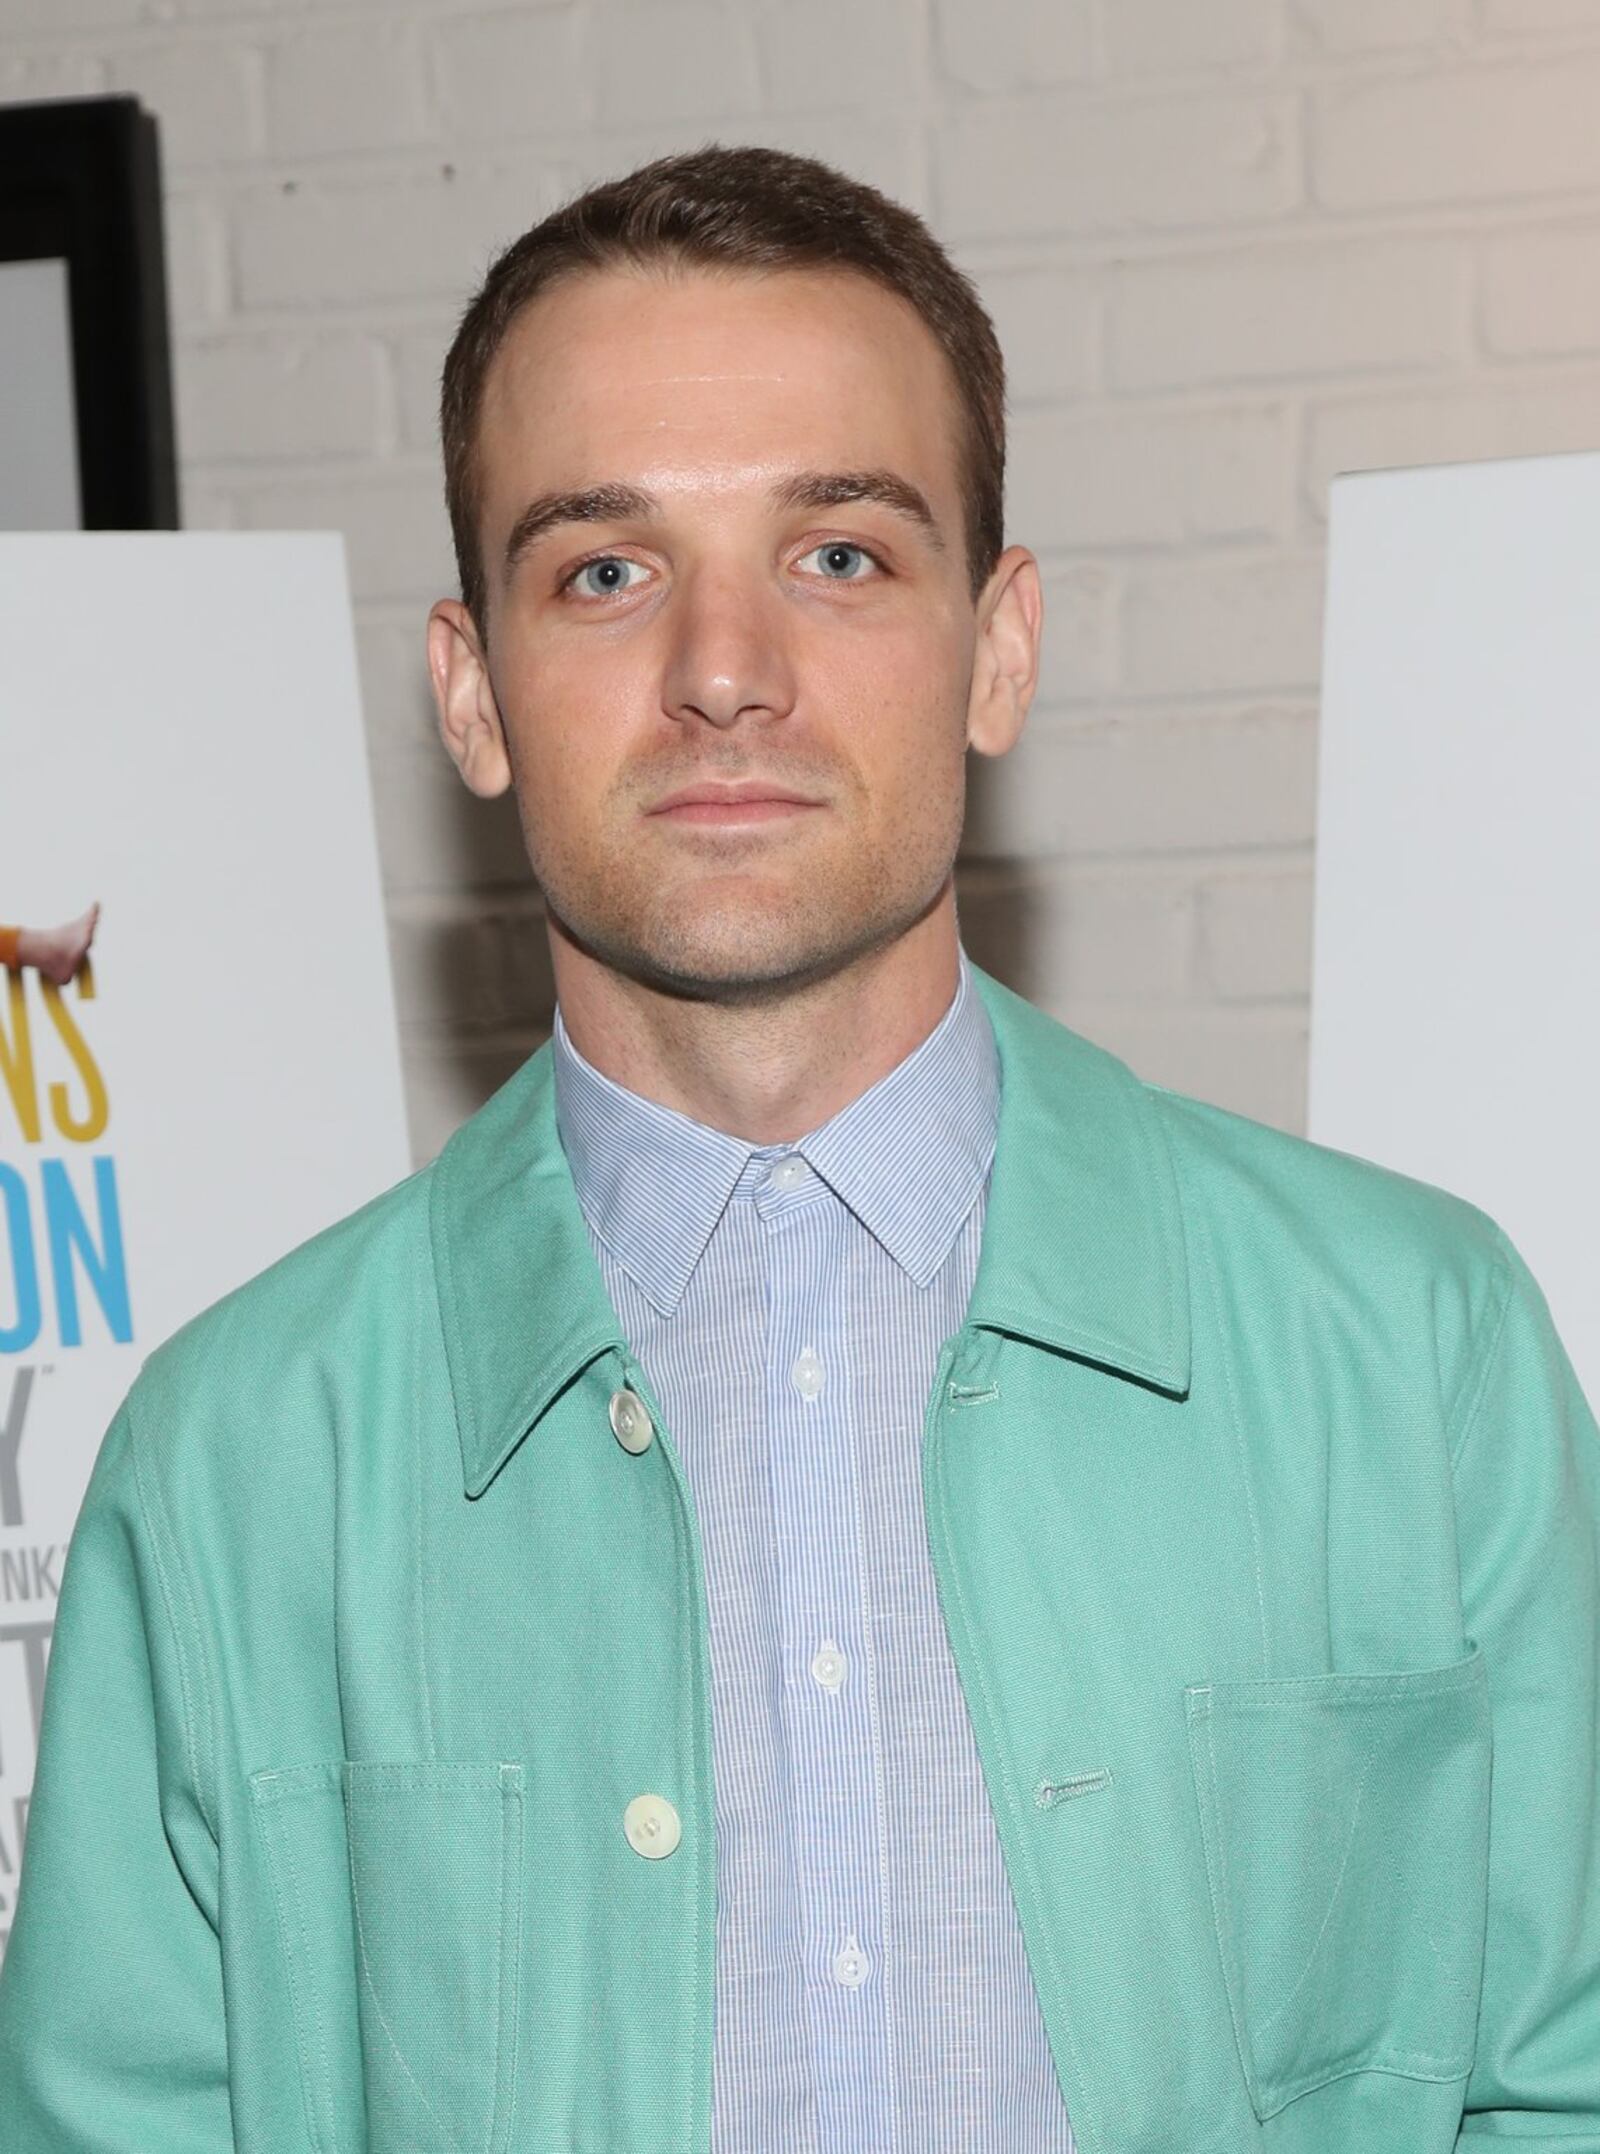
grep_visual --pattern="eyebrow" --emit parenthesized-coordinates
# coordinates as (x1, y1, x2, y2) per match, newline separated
(502, 467, 946, 578)
(770, 469, 945, 548)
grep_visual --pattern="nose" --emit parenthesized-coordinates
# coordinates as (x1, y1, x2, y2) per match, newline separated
(659, 563, 798, 731)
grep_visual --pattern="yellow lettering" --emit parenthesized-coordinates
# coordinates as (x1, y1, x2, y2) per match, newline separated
(0, 974, 40, 1145)
(41, 980, 108, 1144)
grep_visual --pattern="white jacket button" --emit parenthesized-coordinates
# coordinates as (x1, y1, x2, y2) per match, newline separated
(609, 1388, 654, 1454)
(623, 1793, 681, 1858)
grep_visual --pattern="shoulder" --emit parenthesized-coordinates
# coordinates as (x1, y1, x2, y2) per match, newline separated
(1147, 1074, 1500, 1265)
(123, 1156, 440, 1468)
(977, 964, 1515, 1389)
(1143, 1073, 1514, 1408)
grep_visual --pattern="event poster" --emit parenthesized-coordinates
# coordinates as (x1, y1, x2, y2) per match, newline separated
(0, 534, 411, 1960)
(1309, 450, 1600, 1407)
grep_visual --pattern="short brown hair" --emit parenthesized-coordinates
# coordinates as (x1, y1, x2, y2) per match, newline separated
(439, 143, 1007, 634)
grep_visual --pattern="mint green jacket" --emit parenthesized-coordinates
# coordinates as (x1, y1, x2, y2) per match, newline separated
(2, 965, 1597, 2153)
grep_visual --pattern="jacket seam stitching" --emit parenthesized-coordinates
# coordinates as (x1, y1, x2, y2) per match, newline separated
(928, 1369, 1102, 2151)
(250, 1785, 338, 2153)
(1192, 1697, 1259, 2104)
(348, 1833, 469, 2152)
(1137, 1084, 1191, 1371)
(494, 1772, 525, 2154)
(128, 1389, 220, 1843)
(1446, 1230, 1517, 1479)
(414, 1249, 440, 1758)
(429, 1149, 478, 1481)
(1185, 1159, 1272, 1674)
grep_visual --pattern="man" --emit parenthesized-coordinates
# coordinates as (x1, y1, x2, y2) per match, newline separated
(0, 144, 1595, 2154)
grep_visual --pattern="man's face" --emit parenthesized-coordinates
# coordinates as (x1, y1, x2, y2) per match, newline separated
(438, 263, 1033, 1002)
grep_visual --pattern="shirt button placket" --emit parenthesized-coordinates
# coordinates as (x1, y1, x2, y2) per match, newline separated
(810, 1640, 847, 1693)
(791, 1347, 825, 1401)
(763, 1186, 889, 2143)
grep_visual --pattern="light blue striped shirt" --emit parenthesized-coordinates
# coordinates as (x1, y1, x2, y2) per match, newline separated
(551, 950, 1076, 2151)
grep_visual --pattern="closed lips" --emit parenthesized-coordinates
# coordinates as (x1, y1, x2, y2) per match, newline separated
(649, 784, 822, 811)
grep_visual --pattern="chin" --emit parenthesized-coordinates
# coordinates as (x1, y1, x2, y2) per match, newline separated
(574, 904, 876, 1007)
(634, 930, 850, 1004)
(546, 861, 949, 1005)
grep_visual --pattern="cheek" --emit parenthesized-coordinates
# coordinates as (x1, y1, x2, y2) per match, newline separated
(497, 646, 638, 811)
(839, 635, 969, 788)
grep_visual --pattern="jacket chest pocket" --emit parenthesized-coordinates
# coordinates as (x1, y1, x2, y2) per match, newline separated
(250, 1758, 526, 2154)
(1184, 1641, 1490, 2122)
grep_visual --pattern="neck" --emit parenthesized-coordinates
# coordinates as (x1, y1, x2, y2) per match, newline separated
(550, 886, 963, 1145)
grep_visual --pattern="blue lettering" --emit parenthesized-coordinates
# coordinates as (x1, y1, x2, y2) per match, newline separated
(0, 1169, 41, 1356)
(41, 1157, 132, 1348)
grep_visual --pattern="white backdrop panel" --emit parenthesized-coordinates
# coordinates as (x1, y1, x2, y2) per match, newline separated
(1310, 452, 1600, 1407)
(0, 533, 411, 1947)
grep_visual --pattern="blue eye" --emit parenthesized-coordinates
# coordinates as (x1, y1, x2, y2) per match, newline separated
(568, 556, 646, 597)
(801, 542, 876, 581)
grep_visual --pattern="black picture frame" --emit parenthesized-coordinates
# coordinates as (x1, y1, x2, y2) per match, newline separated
(0, 94, 178, 529)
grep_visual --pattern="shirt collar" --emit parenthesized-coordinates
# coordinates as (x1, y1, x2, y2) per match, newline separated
(551, 947, 999, 1313)
(432, 957, 1190, 1501)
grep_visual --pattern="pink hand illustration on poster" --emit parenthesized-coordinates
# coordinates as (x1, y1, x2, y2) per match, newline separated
(0, 905, 99, 987)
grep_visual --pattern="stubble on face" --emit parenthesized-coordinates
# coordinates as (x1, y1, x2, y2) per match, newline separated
(475, 265, 978, 1010)
(521, 725, 967, 1008)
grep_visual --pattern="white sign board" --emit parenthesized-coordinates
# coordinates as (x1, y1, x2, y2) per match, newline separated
(1310, 453, 1600, 1407)
(0, 533, 411, 1950)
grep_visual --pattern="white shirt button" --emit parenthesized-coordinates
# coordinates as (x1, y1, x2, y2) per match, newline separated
(832, 1935, 870, 1987)
(810, 1640, 847, 1692)
(791, 1348, 825, 1400)
(623, 1793, 681, 1858)
(609, 1388, 654, 1454)
(769, 1156, 809, 1192)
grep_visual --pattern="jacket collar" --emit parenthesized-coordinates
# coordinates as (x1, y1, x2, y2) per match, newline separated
(429, 1040, 627, 1500)
(963, 966, 1191, 1397)
(430, 959, 1192, 1499)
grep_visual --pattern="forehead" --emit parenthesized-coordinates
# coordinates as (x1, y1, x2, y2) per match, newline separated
(475, 263, 964, 513)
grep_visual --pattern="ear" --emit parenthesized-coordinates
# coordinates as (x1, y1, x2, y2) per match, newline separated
(427, 599, 513, 798)
(965, 544, 1043, 760)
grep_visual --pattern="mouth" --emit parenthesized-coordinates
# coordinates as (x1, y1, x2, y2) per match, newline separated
(645, 783, 825, 827)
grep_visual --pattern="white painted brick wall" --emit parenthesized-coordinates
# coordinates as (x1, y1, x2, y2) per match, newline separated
(1313, 54, 1600, 209)
(934, 0, 1093, 94)
(262, 26, 432, 159)
(11, 0, 1600, 1153)
(1103, 0, 1283, 79)
(1007, 403, 1290, 550)
(1120, 553, 1326, 697)
(430, 12, 590, 140)
(1290, 0, 1474, 58)
(938, 88, 1301, 239)
(1481, 225, 1600, 355)
(175, 331, 392, 460)
(596, 7, 761, 124)
(1105, 237, 1472, 391)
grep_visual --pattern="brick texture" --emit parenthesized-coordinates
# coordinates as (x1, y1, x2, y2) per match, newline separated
(1121, 553, 1326, 698)
(1290, 0, 1473, 56)
(1314, 55, 1600, 210)
(9, 0, 1600, 1149)
(1008, 403, 1289, 550)
(1103, 0, 1283, 79)
(938, 88, 1301, 240)
(1197, 863, 1315, 1001)
(1106, 238, 1471, 392)
(933, 0, 1093, 93)
(262, 26, 431, 160)
(1482, 226, 1600, 357)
